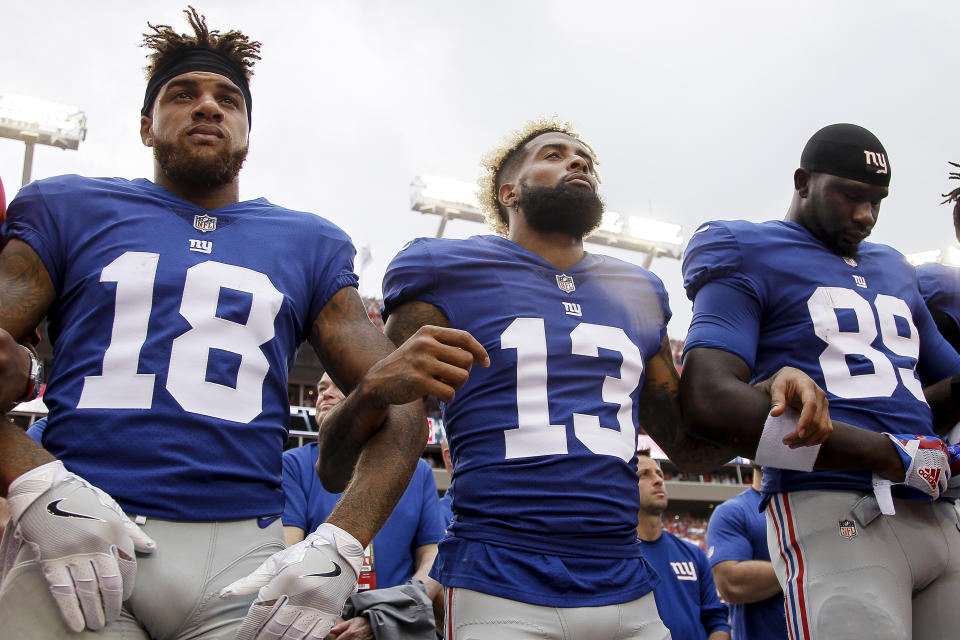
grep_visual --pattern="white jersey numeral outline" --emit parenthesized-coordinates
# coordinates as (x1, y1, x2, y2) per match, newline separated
(500, 317, 643, 461)
(78, 251, 284, 422)
(807, 286, 922, 400)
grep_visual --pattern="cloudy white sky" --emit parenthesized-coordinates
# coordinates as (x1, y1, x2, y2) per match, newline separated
(2, 1, 957, 337)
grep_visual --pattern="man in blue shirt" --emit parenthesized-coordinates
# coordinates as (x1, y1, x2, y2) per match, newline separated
(706, 466, 787, 639)
(636, 454, 729, 640)
(282, 373, 445, 638)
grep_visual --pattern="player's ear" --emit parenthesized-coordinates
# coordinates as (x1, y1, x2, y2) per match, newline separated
(794, 168, 811, 197)
(498, 181, 518, 210)
(140, 116, 154, 147)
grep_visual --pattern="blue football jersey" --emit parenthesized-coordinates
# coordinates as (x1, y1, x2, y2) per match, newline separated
(383, 235, 669, 605)
(918, 261, 960, 337)
(639, 531, 730, 640)
(706, 488, 788, 640)
(682, 220, 960, 493)
(5, 175, 358, 520)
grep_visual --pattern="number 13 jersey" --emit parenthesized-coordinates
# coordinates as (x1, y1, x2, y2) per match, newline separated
(5, 175, 358, 520)
(682, 220, 960, 494)
(383, 235, 670, 605)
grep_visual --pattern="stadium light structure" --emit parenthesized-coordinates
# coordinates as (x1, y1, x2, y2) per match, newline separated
(906, 244, 960, 268)
(0, 93, 87, 187)
(410, 174, 685, 267)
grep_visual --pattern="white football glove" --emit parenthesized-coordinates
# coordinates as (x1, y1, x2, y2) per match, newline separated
(5, 460, 157, 632)
(872, 433, 950, 515)
(221, 522, 364, 640)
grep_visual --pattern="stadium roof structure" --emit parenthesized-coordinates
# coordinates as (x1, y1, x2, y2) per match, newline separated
(410, 174, 685, 268)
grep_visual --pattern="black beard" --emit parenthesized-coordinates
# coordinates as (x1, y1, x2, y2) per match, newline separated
(518, 182, 604, 239)
(154, 140, 247, 190)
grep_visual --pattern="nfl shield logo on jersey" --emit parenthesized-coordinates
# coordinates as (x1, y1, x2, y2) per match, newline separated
(193, 214, 217, 233)
(556, 274, 575, 294)
(839, 519, 857, 540)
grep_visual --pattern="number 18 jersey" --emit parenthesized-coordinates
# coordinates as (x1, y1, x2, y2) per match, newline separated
(5, 175, 358, 520)
(383, 235, 670, 606)
(682, 220, 960, 493)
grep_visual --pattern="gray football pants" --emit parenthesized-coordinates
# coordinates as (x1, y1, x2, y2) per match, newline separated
(0, 516, 284, 640)
(766, 490, 960, 640)
(444, 587, 672, 640)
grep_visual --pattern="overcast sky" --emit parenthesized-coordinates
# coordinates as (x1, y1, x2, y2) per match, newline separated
(2, 1, 958, 337)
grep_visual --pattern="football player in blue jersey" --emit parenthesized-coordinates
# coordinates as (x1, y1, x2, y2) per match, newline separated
(635, 454, 730, 640)
(380, 118, 838, 640)
(0, 8, 485, 640)
(681, 123, 960, 640)
(917, 162, 960, 355)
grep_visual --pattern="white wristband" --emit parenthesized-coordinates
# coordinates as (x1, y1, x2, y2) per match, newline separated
(7, 460, 69, 522)
(754, 407, 821, 472)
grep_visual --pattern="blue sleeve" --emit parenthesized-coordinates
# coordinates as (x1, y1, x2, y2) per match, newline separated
(683, 280, 762, 369)
(280, 447, 311, 531)
(918, 264, 960, 331)
(706, 500, 754, 567)
(3, 180, 68, 295)
(25, 417, 47, 445)
(913, 293, 960, 384)
(306, 221, 359, 330)
(413, 460, 445, 547)
(682, 221, 761, 303)
(382, 239, 447, 322)
(697, 547, 731, 635)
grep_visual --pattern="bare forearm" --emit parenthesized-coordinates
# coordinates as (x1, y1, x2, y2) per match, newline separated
(324, 402, 425, 546)
(0, 421, 55, 495)
(714, 560, 782, 604)
(708, 631, 730, 640)
(316, 382, 389, 492)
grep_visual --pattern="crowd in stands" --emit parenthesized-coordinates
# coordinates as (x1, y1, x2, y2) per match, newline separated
(662, 512, 709, 549)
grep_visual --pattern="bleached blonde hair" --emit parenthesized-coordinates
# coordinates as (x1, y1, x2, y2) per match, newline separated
(478, 117, 599, 236)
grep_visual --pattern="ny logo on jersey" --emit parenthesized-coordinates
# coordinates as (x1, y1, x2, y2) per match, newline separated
(193, 214, 217, 233)
(189, 239, 213, 254)
(852, 274, 867, 289)
(562, 302, 582, 317)
(556, 274, 576, 294)
(670, 561, 697, 581)
(863, 150, 888, 175)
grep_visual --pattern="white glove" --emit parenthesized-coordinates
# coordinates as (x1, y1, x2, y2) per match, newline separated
(6, 460, 157, 632)
(221, 522, 364, 640)
(873, 434, 950, 515)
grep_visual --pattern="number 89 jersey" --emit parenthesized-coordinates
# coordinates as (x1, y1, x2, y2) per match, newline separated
(5, 176, 358, 520)
(383, 235, 671, 557)
(682, 219, 960, 493)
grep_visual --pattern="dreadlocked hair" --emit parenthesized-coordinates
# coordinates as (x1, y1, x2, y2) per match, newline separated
(142, 6, 261, 80)
(942, 161, 960, 239)
(478, 117, 599, 236)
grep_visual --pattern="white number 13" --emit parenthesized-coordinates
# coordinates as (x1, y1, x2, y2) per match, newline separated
(500, 318, 643, 461)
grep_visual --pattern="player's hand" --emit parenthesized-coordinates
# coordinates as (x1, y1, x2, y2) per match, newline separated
(755, 366, 831, 448)
(359, 325, 489, 406)
(221, 523, 364, 640)
(0, 328, 31, 410)
(327, 616, 374, 640)
(882, 434, 950, 500)
(7, 460, 157, 632)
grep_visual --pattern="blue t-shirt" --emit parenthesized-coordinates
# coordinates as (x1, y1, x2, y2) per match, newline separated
(281, 444, 444, 589)
(682, 220, 960, 494)
(25, 417, 47, 444)
(438, 488, 453, 530)
(706, 488, 787, 639)
(383, 235, 669, 607)
(640, 530, 730, 640)
(918, 262, 960, 336)
(5, 175, 358, 521)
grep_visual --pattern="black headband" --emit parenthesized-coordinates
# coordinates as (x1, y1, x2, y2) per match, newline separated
(142, 48, 252, 126)
(800, 123, 890, 187)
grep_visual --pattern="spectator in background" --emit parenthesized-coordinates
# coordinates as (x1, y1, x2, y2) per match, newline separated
(282, 372, 444, 639)
(25, 416, 47, 444)
(706, 465, 787, 640)
(438, 437, 453, 529)
(636, 454, 730, 640)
